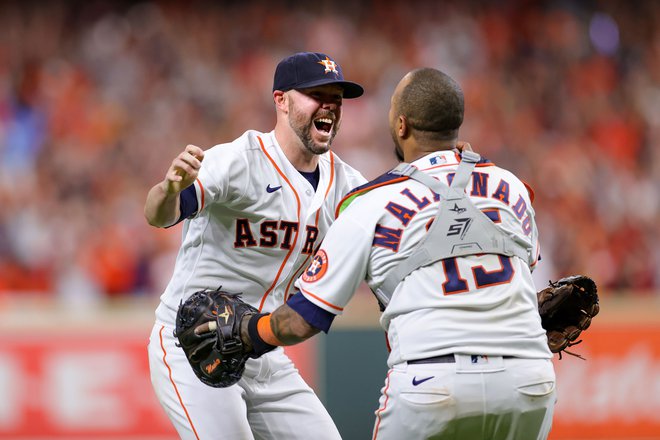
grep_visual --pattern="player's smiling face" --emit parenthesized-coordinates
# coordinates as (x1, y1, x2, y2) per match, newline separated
(287, 85, 343, 155)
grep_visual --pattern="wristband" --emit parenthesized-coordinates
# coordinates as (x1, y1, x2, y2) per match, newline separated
(247, 313, 278, 358)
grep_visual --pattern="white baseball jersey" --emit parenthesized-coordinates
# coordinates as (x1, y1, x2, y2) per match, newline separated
(149, 129, 366, 439)
(156, 129, 366, 322)
(296, 149, 549, 364)
(294, 150, 555, 439)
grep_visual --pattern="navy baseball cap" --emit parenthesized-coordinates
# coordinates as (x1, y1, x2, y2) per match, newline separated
(273, 52, 364, 99)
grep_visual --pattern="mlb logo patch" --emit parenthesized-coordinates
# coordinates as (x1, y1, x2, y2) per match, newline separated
(471, 355, 489, 364)
(429, 156, 446, 165)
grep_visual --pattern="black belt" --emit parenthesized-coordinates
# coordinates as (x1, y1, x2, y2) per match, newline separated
(408, 354, 456, 364)
(408, 354, 515, 364)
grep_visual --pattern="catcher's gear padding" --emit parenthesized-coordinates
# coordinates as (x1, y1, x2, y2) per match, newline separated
(537, 275, 599, 359)
(174, 288, 257, 387)
(375, 152, 533, 308)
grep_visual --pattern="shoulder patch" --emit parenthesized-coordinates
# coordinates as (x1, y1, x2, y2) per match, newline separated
(302, 250, 329, 283)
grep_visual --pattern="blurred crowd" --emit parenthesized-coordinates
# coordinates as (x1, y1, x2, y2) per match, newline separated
(0, 0, 658, 306)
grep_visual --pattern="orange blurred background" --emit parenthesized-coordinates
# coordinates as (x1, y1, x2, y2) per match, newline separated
(1, 0, 659, 438)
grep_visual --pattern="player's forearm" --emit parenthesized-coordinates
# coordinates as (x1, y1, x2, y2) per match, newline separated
(270, 304, 320, 344)
(241, 304, 319, 356)
(144, 181, 181, 228)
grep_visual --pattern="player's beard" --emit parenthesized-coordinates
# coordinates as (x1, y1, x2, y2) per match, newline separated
(288, 103, 338, 156)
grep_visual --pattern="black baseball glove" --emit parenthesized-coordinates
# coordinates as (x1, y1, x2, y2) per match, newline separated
(174, 287, 258, 387)
(537, 275, 599, 359)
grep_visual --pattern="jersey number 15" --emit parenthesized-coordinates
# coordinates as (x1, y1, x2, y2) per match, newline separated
(441, 255, 514, 295)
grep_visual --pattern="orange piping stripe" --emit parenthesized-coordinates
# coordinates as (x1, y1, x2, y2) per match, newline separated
(300, 287, 344, 311)
(372, 369, 393, 439)
(196, 178, 205, 211)
(284, 152, 335, 300)
(334, 176, 409, 218)
(318, 152, 335, 224)
(257, 136, 302, 311)
(420, 161, 495, 173)
(522, 180, 535, 203)
(159, 326, 201, 440)
(322, 151, 336, 211)
(284, 255, 311, 302)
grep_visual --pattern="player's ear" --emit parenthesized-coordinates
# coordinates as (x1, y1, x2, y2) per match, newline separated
(398, 115, 410, 138)
(273, 91, 287, 112)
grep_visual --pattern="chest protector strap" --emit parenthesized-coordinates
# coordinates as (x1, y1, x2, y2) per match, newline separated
(374, 151, 533, 308)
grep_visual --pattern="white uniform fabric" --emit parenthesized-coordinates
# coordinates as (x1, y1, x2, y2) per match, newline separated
(148, 129, 366, 439)
(374, 356, 555, 440)
(149, 325, 341, 440)
(295, 150, 555, 439)
(375, 151, 533, 304)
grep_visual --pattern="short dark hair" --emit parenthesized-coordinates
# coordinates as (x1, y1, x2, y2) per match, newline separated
(398, 68, 464, 141)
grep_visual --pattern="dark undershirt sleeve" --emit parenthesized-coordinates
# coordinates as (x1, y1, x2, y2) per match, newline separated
(168, 185, 198, 227)
(286, 292, 336, 333)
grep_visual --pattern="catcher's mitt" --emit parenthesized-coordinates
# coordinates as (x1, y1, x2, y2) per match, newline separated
(174, 287, 258, 387)
(537, 275, 599, 359)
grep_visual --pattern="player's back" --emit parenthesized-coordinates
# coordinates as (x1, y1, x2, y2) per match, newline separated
(349, 150, 551, 365)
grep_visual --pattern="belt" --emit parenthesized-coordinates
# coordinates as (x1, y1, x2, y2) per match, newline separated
(408, 354, 515, 364)
(408, 354, 456, 364)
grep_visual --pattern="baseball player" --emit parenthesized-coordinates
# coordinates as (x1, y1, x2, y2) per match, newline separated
(145, 52, 366, 439)
(242, 68, 557, 439)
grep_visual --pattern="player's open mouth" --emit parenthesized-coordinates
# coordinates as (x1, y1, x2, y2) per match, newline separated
(313, 117, 333, 136)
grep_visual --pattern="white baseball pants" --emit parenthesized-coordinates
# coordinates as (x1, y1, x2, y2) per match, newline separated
(372, 355, 556, 440)
(148, 322, 341, 440)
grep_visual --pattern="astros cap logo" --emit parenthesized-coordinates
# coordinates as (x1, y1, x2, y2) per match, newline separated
(318, 57, 339, 75)
(272, 52, 364, 98)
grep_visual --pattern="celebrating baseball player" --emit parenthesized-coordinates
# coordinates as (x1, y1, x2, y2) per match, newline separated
(217, 67, 562, 439)
(144, 52, 366, 439)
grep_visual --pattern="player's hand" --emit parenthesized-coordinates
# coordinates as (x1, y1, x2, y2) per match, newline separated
(163, 144, 205, 194)
(455, 141, 473, 153)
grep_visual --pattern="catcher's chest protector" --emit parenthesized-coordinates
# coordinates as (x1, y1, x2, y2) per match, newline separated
(375, 151, 534, 307)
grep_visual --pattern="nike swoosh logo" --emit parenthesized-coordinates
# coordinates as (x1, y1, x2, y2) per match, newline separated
(412, 376, 434, 386)
(266, 184, 282, 193)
